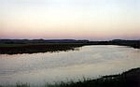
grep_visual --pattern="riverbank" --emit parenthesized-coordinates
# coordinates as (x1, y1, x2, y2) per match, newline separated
(0, 67, 139, 87)
(0, 43, 84, 54)
(0, 39, 139, 54)
(50, 67, 140, 87)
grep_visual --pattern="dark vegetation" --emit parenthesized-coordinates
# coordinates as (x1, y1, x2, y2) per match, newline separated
(0, 39, 139, 54)
(0, 67, 139, 87)
(0, 39, 86, 54)
(49, 67, 140, 87)
(0, 43, 84, 54)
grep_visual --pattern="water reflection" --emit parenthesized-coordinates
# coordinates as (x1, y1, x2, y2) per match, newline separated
(0, 45, 140, 85)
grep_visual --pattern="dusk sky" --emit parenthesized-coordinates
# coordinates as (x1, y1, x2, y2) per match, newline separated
(0, 0, 140, 40)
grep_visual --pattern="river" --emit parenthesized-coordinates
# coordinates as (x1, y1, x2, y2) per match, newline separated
(0, 45, 140, 85)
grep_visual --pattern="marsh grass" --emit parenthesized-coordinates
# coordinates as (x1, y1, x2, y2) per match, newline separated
(0, 68, 139, 87)
(47, 68, 140, 87)
(0, 43, 84, 54)
(0, 39, 139, 54)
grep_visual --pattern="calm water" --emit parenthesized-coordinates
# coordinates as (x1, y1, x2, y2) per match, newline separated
(0, 45, 140, 85)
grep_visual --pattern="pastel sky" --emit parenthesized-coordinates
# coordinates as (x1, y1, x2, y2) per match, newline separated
(0, 0, 140, 40)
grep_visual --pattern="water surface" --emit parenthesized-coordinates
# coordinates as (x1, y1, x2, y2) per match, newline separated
(0, 45, 140, 85)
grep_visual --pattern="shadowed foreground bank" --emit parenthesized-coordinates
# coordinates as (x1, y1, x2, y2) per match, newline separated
(0, 68, 140, 87)
(47, 68, 140, 87)
(0, 39, 139, 54)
